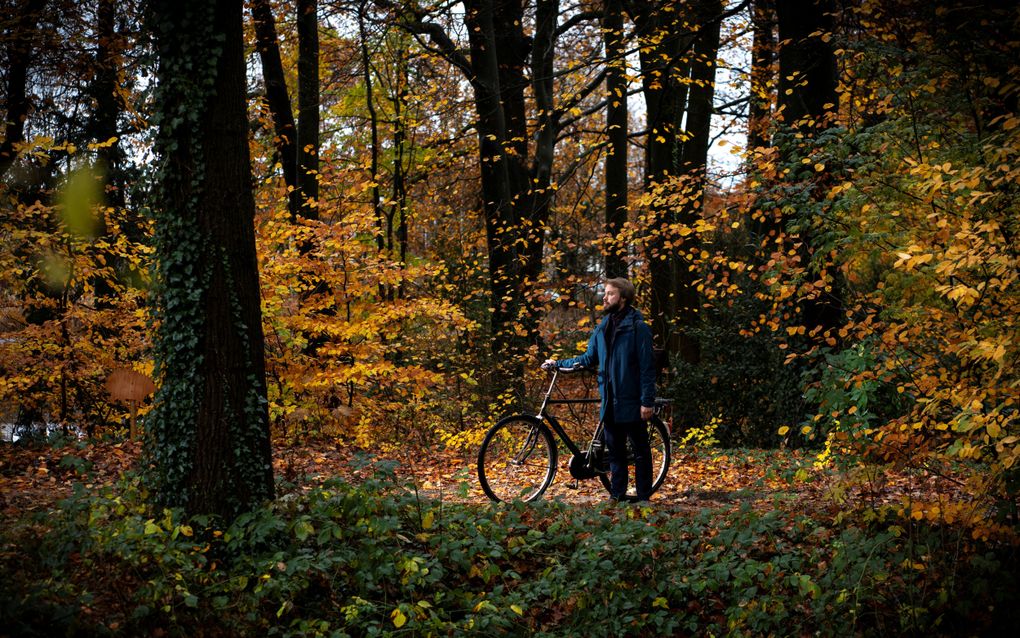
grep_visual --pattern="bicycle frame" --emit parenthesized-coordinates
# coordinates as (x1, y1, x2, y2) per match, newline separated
(534, 367, 604, 461)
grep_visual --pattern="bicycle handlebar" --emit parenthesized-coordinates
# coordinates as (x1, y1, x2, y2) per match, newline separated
(542, 363, 594, 374)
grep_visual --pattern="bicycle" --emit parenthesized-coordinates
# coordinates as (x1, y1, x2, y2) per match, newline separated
(477, 364, 671, 502)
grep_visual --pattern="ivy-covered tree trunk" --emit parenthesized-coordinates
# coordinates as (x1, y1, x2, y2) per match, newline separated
(147, 0, 274, 518)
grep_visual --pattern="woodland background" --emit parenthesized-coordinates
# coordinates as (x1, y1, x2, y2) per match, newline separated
(1, 0, 1019, 635)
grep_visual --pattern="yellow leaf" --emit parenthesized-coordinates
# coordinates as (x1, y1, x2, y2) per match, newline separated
(422, 510, 435, 530)
(391, 608, 407, 628)
(778, 426, 790, 436)
(511, 604, 524, 616)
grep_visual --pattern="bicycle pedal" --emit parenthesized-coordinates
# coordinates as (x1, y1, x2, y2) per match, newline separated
(567, 480, 579, 490)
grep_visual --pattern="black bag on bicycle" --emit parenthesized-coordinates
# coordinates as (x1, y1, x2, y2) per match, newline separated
(568, 434, 609, 479)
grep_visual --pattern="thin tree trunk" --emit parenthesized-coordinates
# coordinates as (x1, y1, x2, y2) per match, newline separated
(358, 0, 384, 259)
(671, 0, 723, 365)
(391, 43, 410, 299)
(87, 0, 125, 309)
(296, 0, 319, 220)
(91, 0, 124, 203)
(632, 0, 694, 351)
(603, 0, 628, 279)
(251, 0, 300, 218)
(0, 1, 36, 180)
(748, 0, 775, 154)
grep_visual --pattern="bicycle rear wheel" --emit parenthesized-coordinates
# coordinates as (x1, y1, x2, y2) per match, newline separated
(478, 416, 557, 502)
(599, 416, 671, 499)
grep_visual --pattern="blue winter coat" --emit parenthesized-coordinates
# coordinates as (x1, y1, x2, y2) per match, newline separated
(557, 306, 656, 423)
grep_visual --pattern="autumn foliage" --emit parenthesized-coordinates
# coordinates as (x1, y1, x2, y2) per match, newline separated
(0, 0, 1017, 565)
(1, 2, 1020, 628)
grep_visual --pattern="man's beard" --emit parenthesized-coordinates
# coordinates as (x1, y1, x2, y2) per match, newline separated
(602, 300, 624, 315)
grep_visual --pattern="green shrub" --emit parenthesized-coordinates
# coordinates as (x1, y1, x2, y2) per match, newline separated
(2, 459, 1018, 636)
(668, 288, 808, 448)
(800, 338, 914, 447)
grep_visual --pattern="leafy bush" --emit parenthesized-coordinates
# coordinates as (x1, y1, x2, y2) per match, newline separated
(3, 460, 1018, 636)
(668, 288, 808, 448)
(799, 338, 913, 451)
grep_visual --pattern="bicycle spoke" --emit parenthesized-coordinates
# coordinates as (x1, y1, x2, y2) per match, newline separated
(478, 417, 556, 502)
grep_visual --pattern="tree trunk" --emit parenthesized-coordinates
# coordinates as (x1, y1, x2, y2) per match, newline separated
(631, 0, 693, 351)
(775, 0, 836, 129)
(251, 0, 300, 219)
(603, 0, 628, 279)
(520, 0, 560, 345)
(84, 0, 126, 310)
(391, 43, 410, 299)
(775, 0, 842, 335)
(0, 1, 36, 180)
(670, 0, 723, 365)
(147, 0, 274, 519)
(296, 0, 319, 220)
(90, 0, 125, 204)
(748, 0, 775, 153)
(397, 0, 588, 370)
(463, 0, 527, 361)
(358, 0, 384, 261)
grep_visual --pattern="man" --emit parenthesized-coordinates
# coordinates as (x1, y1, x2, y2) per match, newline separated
(544, 278, 656, 501)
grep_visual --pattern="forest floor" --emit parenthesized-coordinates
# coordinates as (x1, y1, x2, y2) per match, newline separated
(0, 435, 963, 523)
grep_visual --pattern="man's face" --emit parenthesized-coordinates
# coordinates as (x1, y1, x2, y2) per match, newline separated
(603, 284, 623, 313)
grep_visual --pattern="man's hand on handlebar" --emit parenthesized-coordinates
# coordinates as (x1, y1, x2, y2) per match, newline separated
(541, 359, 557, 371)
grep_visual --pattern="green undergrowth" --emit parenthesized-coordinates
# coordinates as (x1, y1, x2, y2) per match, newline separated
(2, 458, 1017, 637)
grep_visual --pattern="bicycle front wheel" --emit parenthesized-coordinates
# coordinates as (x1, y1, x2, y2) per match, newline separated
(599, 416, 671, 499)
(478, 416, 557, 503)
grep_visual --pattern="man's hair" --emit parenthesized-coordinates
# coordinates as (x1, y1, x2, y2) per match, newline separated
(604, 277, 636, 304)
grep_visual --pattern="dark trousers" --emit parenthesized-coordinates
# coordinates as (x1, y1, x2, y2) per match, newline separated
(604, 414, 653, 500)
